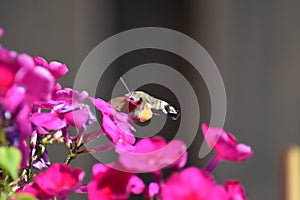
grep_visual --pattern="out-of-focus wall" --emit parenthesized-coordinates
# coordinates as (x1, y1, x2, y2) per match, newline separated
(188, 1, 300, 199)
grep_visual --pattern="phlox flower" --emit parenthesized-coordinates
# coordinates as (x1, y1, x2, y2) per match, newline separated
(0, 46, 56, 167)
(33, 56, 68, 79)
(225, 180, 248, 200)
(20, 163, 84, 199)
(87, 163, 145, 200)
(202, 123, 253, 167)
(161, 167, 228, 200)
(30, 89, 95, 132)
(0, 28, 3, 38)
(117, 136, 187, 172)
(90, 97, 135, 145)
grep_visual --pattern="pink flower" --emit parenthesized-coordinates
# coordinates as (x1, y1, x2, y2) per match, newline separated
(15, 64, 55, 101)
(87, 163, 145, 200)
(0, 27, 3, 38)
(30, 112, 66, 131)
(0, 46, 30, 96)
(202, 123, 253, 162)
(21, 163, 84, 199)
(90, 97, 135, 145)
(30, 89, 95, 131)
(225, 180, 248, 200)
(161, 167, 229, 200)
(33, 56, 69, 79)
(0, 64, 15, 95)
(117, 136, 187, 172)
(147, 182, 160, 199)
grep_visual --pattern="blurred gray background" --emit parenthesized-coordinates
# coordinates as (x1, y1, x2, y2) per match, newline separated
(1, 0, 300, 199)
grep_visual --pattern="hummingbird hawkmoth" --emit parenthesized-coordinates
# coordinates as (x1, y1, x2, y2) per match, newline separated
(109, 78, 180, 123)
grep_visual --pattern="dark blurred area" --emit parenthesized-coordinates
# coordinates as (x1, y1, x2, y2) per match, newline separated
(1, 1, 300, 199)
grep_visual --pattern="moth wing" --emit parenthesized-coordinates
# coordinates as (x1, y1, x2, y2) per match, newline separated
(109, 97, 140, 113)
(109, 97, 130, 113)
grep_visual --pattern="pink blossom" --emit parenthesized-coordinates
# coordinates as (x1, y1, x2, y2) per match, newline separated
(53, 88, 89, 105)
(161, 167, 229, 200)
(0, 64, 15, 95)
(87, 163, 145, 200)
(33, 56, 69, 79)
(0, 27, 3, 38)
(30, 89, 95, 131)
(0, 46, 29, 96)
(117, 136, 187, 172)
(148, 182, 160, 198)
(0, 45, 56, 103)
(90, 97, 135, 145)
(202, 123, 253, 162)
(21, 163, 84, 199)
(30, 112, 66, 131)
(225, 180, 248, 200)
(15, 65, 55, 101)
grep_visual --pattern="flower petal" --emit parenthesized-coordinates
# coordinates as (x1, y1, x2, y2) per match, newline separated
(30, 113, 66, 130)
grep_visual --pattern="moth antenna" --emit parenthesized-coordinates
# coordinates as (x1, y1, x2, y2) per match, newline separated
(120, 77, 132, 94)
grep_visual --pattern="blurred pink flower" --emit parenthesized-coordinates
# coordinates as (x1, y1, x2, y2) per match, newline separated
(0, 46, 31, 96)
(225, 180, 248, 200)
(30, 89, 95, 131)
(15, 65, 55, 101)
(161, 167, 229, 200)
(0, 27, 3, 38)
(202, 123, 253, 162)
(0, 45, 56, 102)
(117, 136, 187, 172)
(21, 163, 84, 199)
(147, 182, 160, 199)
(33, 56, 69, 79)
(87, 163, 145, 200)
(90, 97, 135, 145)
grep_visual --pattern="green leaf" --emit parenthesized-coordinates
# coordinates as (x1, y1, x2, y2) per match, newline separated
(0, 129, 7, 144)
(0, 147, 21, 180)
(11, 193, 37, 200)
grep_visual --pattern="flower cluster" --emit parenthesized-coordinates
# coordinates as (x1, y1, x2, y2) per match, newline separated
(0, 28, 253, 200)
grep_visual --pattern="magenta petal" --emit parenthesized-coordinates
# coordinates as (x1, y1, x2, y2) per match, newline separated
(16, 54, 34, 71)
(34, 164, 84, 198)
(90, 97, 114, 115)
(204, 185, 229, 200)
(102, 114, 119, 142)
(148, 182, 160, 197)
(16, 104, 32, 139)
(48, 61, 69, 79)
(75, 184, 88, 194)
(63, 109, 89, 128)
(0, 28, 3, 38)
(30, 112, 66, 130)
(16, 66, 55, 101)
(235, 144, 254, 161)
(88, 163, 144, 200)
(33, 56, 48, 68)
(3, 86, 25, 114)
(225, 180, 247, 200)
(0, 64, 15, 95)
(162, 167, 216, 200)
(117, 137, 187, 172)
(54, 88, 88, 104)
(202, 123, 253, 162)
(21, 183, 52, 200)
(128, 175, 145, 194)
